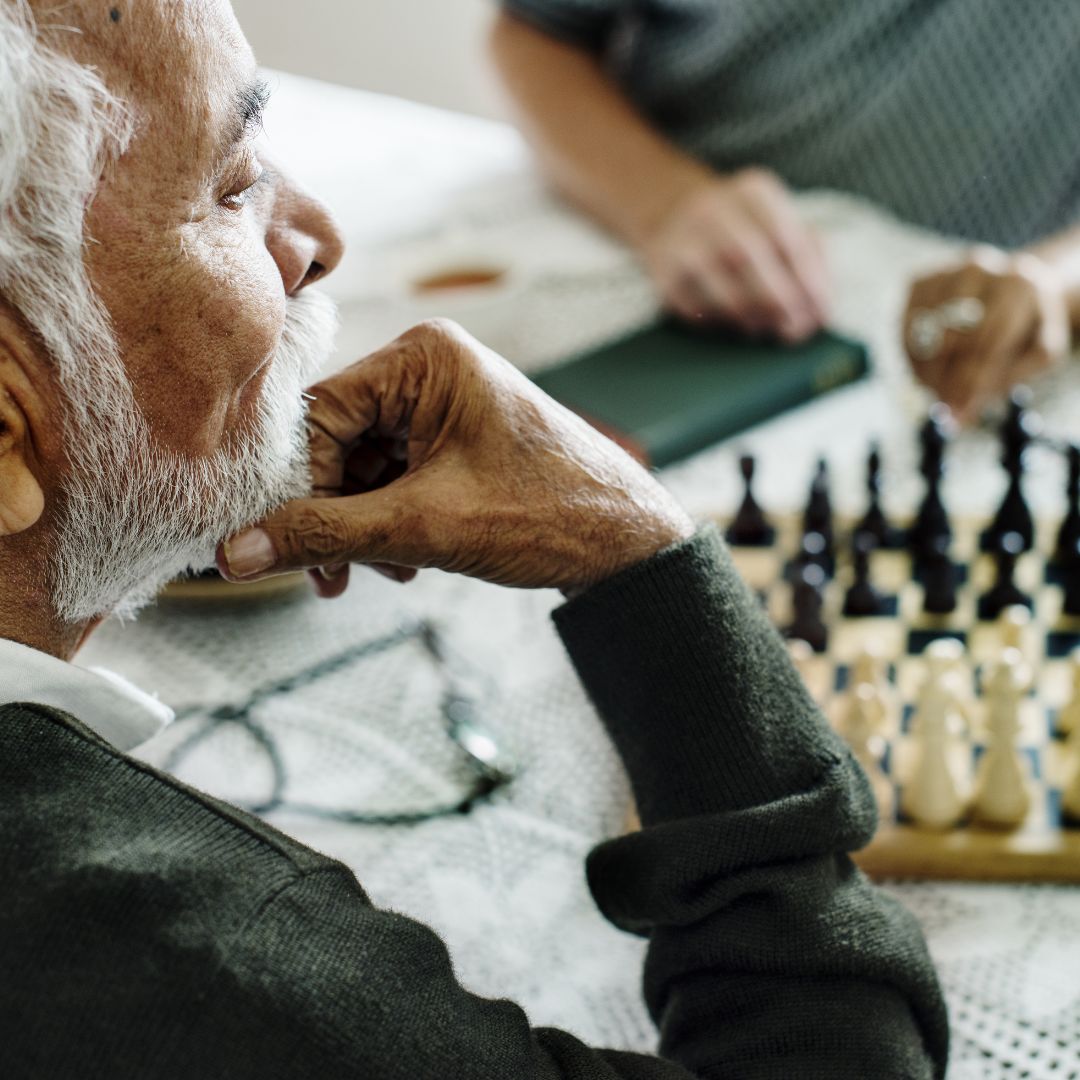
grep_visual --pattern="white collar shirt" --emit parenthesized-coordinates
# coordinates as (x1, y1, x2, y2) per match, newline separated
(0, 638, 172, 753)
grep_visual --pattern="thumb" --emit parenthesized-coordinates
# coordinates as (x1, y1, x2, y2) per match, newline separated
(216, 490, 418, 582)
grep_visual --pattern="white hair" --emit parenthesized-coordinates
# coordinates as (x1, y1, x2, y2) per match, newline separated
(0, 0, 134, 426)
(0, 0, 337, 622)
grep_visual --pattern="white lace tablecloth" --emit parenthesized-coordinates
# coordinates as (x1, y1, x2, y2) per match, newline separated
(80, 72, 1080, 1078)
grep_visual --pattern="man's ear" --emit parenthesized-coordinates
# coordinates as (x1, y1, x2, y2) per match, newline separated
(0, 390, 44, 537)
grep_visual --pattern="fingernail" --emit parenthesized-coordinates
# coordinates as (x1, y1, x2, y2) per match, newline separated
(223, 529, 276, 578)
(318, 563, 347, 581)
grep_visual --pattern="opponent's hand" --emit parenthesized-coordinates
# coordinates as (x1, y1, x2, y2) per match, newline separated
(641, 168, 829, 343)
(217, 320, 694, 596)
(903, 246, 1070, 423)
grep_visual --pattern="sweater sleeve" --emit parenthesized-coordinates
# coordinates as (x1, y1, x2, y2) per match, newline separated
(189, 528, 946, 1080)
(500, 0, 618, 50)
(551, 524, 950, 1078)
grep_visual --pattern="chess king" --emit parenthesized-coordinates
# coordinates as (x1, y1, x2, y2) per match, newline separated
(0, 2, 947, 1076)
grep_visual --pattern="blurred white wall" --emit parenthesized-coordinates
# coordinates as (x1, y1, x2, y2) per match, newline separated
(231, 0, 508, 119)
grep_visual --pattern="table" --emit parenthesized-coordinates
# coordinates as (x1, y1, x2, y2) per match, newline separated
(80, 71, 1080, 1078)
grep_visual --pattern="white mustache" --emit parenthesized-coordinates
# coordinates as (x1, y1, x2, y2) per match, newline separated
(276, 288, 340, 390)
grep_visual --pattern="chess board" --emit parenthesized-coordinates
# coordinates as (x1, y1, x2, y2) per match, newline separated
(723, 511, 1080, 884)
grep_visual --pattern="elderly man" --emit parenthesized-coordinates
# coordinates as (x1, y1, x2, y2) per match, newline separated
(0, 1, 947, 1076)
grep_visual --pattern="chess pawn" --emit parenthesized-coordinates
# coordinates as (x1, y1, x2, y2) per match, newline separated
(901, 687, 969, 830)
(1056, 649, 1080, 737)
(839, 679, 887, 744)
(726, 454, 775, 547)
(848, 642, 895, 735)
(850, 643, 884, 689)
(841, 684, 896, 820)
(971, 650, 1032, 828)
(997, 605, 1032, 660)
(914, 638, 973, 739)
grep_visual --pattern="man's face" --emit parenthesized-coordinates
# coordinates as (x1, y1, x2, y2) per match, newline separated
(39, 0, 343, 618)
(76, 0, 342, 458)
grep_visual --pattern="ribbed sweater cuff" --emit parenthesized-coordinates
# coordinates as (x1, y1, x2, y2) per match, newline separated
(553, 525, 846, 826)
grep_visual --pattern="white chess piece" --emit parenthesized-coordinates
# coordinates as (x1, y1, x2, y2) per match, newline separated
(972, 649, 1032, 828)
(850, 641, 886, 689)
(997, 605, 1032, 659)
(847, 642, 895, 736)
(839, 679, 888, 744)
(841, 684, 896, 819)
(993, 606, 1035, 694)
(1056, 649, 1080, 738)
(913, 638, 974, 740)
(901, 682, 969, 830)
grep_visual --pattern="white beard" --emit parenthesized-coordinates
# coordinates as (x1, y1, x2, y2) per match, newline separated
(50, 289, 338, 621)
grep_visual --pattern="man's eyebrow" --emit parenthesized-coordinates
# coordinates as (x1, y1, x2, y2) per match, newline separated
(226, 77, 271, 151)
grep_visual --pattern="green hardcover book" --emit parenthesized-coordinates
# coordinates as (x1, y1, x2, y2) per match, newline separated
(532, 319, 869, 468)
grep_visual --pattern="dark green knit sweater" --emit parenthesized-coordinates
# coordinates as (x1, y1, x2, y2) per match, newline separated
(0, 527, 948, 1078)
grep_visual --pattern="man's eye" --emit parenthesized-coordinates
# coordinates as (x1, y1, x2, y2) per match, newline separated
(219, 169, 265, 211)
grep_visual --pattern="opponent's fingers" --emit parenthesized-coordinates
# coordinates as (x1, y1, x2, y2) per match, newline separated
(663, 270, 714, 324)
(741, 183, 829, 328)
(714, 222, 816, 342)
(903, 262, 999, 390)
(1006, 342, 1057, 390)
(681, 257, 755, 329)
(939, 307, 1034, 421)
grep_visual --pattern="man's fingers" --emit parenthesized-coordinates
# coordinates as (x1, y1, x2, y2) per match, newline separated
(304, 321, 459, 451)
(218, 489, 421, 581)
(307, 564, 351, 599)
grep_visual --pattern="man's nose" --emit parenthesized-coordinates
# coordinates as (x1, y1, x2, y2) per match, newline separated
(269, 179, 345, 297)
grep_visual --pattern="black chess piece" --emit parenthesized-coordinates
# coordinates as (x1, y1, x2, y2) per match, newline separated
(854, 444, 903, 549)
(1054, 444, 1080, 567)
(786, 562, 829, 652)
(788, 530, 832, 583)
(977, 531, 1033, 620)
(843, 533, 888, 617)
(908, 405, 953, 564)
(980, 388, 1039, 553)
(1060, 536, 1080, 618)
(921, 535, 958, 616)
(726, 454, 776, 547)
(801, 459, 834, 572)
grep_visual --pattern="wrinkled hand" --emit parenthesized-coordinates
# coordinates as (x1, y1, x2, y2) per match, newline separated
(904, 246, 1070, 423)
(641, 168, 829, 343)
(217, 320, 694, 597)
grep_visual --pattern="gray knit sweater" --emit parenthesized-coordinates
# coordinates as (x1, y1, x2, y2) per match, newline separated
(503, 0, 1080, 247)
